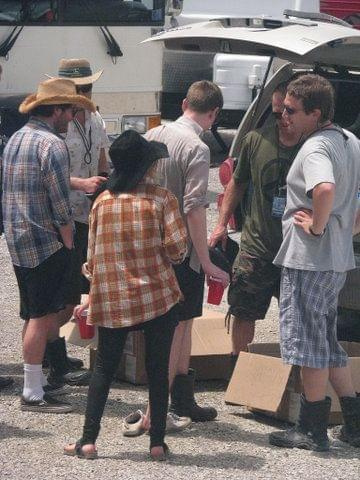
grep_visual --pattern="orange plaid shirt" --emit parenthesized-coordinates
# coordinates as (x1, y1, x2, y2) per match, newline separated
(86, 182, 187, 328)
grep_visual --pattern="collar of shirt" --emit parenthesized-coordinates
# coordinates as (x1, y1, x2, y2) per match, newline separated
(28, 116, 55, 134)
(175, 115, 203, 137)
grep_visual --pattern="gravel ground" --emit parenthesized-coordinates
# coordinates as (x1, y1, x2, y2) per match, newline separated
(0, 161, 359, 480)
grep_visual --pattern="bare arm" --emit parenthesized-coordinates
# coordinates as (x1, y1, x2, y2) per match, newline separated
(209, 178, 247, 247)
(98, 148, 109, 175)
(187, 206, 229, 287)
(70, 175, 107, 193)
(59, 222, 73, 249)
(293, 182, 335, 235)
(353, 208, 360, 236)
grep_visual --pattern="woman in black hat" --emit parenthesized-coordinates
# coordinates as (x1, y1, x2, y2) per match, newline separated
(64, 130, 187, 461)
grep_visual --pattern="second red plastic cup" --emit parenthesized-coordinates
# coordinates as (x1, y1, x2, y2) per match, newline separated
(207, 277, 225, 305)
(78, 309, 95, 339)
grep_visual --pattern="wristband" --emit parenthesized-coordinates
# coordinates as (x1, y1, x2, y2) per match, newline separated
(309, 226, 325, 237)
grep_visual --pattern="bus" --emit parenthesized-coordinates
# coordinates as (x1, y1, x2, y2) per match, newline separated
(0, 0, 182, 135)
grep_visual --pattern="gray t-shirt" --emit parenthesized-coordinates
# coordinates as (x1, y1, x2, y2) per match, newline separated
(274, 128, 360, 272)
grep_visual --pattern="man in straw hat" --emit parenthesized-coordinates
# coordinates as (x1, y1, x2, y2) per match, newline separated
(43, 59, 110, 387)
(1, 77, 95, 413)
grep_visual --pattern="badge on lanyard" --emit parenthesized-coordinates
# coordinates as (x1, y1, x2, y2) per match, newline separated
(271, 186, 287, 218)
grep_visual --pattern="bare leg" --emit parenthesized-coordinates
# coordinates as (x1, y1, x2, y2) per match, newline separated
(301, 367, 329, 402)
(329, 366, 356, 398)
(23, 313, 58, 364)
(231, 317, 255, 354)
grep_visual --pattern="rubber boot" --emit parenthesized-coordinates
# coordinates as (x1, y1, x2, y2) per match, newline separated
(333, 393, 360, 447)
(269, 395, 331, 452)
(169, 368, 217, 422)
(46, 338, 91, 387)
(43, 337, 84, 371)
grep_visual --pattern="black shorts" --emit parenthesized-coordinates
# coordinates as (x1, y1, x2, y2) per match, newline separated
(173, 258, 205, 321)
(13, 247, 74, 321)
(227, 251, 280, 321)
(67, 221, 90, 305)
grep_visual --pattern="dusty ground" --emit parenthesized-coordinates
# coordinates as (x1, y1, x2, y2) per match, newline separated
(0, 162, 359, 480)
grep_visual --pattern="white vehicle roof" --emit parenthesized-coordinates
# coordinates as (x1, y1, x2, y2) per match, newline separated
(146, 15, 360, 69)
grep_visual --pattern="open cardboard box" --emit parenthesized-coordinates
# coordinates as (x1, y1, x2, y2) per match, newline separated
(87, 308, 232, 384)
(225, 342, 360, 425)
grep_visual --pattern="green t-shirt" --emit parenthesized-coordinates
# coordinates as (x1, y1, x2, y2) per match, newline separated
(233, 124, 300, 260)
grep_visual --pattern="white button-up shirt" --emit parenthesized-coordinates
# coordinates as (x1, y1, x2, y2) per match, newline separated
(66, 110, 109, 224)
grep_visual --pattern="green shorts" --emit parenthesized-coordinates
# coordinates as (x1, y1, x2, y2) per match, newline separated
(228, 251, 280, 321)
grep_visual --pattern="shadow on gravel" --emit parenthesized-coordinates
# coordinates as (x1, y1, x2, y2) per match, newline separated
(170, 420, 269, 447)
(0, 422, 51, 441)
(0, 363, 23, 375)
(104, 450, 265, 470)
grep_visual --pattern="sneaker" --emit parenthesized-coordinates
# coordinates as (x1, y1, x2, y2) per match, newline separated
(122, 409, 146, 437)
(43, 381, 71, 396)
(166, 412, 191, 433)
(20, 394, 73, 414)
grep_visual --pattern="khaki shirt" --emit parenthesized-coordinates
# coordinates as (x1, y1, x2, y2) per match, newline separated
(145, 116, 210, 272)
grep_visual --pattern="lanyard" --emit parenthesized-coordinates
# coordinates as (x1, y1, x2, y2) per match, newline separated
(275, 128, 299, 195)
(73, 118, 92, 165)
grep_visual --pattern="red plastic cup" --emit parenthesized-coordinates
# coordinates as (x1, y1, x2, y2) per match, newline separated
(78, 309, 95, 339)
(207, 277, 225, 305)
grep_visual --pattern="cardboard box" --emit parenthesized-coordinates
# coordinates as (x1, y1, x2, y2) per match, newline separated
(225, 342, 360, 425)
(89, 308, 232, 385)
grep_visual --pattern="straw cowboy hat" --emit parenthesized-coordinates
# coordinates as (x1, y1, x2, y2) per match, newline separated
(48, 58, 103, 85)
(19, 78, 96, 114)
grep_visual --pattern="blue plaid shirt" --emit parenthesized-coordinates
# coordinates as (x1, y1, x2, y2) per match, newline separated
(2, 117, 73, 267)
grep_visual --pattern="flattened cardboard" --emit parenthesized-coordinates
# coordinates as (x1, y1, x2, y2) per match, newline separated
(60, 320, 98, 348)
(225, 341, 360, 424)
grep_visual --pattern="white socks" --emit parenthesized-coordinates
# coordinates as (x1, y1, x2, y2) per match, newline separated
(23, 364, 44, 402)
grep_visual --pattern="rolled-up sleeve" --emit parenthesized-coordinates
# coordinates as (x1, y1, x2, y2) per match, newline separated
(162, 192, 188, 264)
(42, 142, 73, 227)
(183, 143, 210, 215)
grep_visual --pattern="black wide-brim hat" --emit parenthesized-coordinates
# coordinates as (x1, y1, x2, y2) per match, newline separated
(107, 130, 168, 192)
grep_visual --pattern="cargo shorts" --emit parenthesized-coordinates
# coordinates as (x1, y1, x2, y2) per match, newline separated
(227, 251, 280, 321)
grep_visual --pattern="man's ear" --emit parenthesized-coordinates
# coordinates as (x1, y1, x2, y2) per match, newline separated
(312, 108, 322, 123)
(182, 98, 188, 113)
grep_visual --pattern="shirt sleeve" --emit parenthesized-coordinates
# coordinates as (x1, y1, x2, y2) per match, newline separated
(183, 143, 210, 215)
(96, 112, 110, 149)
(86, 202, 98, 277)
(42, 141, 73, 228)
(162, 191, 188, 264)
(233, 133, 252, 185)
(303, 148, 335, 195)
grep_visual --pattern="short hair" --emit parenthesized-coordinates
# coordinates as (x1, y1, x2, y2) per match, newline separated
(186, 80, 223, 113)
(287, 74, 334, 122)
(31, 104, 71, 117)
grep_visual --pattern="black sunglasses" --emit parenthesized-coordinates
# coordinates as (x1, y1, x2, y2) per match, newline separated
(76, 84, 93, 93)
(283, 105, 301, 115)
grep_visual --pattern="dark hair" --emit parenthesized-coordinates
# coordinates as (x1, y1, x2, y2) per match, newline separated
(186, 80, 223, 113)
(273, 81, 288, 97)
(287, 74, 334, 122)
(31, 104, 71, 117)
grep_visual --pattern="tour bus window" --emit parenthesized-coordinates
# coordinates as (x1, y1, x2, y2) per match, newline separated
(61, 0, 165, 26)
(0, 1, 57, 24)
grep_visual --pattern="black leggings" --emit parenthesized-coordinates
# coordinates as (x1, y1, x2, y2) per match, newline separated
(80, 308, 177, 448)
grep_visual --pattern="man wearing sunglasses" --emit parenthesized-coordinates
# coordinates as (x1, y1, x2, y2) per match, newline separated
(43, 59, 110, 388)
(209, 82, 302, 369)
(270, 74, 360, 451)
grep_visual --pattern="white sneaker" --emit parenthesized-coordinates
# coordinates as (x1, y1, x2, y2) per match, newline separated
(122, 409, 146, 437)
(166, 412, 191, 432)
